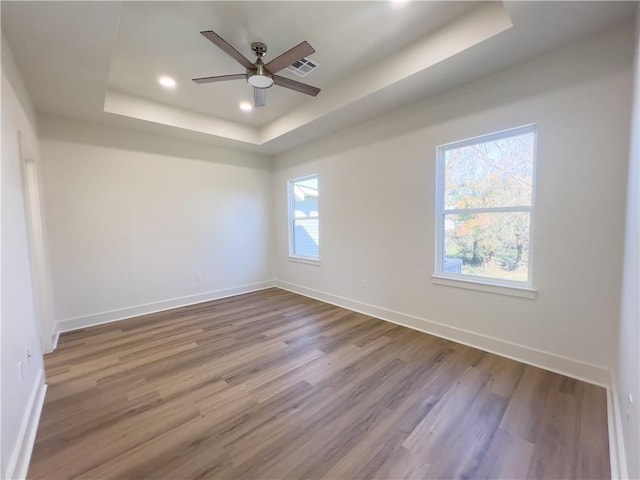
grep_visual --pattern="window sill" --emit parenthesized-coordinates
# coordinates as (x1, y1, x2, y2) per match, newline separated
(288, 256, 320, 266)
(432, 275, 537, 299)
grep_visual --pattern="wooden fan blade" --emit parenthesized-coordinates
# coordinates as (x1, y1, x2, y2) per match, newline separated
(192, 73, 246, 84)
(265, 41, 315, 74)
(200, 30, 255, 70)
(273, 75, 321, 96)
(254, 88, 266, 108)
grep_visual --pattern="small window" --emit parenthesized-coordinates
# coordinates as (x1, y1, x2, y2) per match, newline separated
(435, 125, 536, 288)
(288, 174, 319, 261)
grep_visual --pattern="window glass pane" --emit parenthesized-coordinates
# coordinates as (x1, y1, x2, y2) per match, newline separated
(443, 212, 530, 282)
(444, 131, 534, 210)
(293, 177, 318, 219)
(293, 218, 319, 258)
(290, 175, 319, 259)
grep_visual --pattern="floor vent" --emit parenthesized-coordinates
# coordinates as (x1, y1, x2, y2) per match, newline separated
(286, 58, 318, 78)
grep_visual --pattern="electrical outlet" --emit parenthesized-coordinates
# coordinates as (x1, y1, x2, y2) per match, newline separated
(196, 272, 202, 282)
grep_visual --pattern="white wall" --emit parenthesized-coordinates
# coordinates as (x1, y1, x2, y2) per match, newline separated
(273, 24, 633, 384)
(38, 116, 274, 331)
(616, 9, 640, 480)
(1, 37, 47, 479)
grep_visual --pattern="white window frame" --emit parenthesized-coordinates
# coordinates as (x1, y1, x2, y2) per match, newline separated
(288, 174, 320, 264)
(433, 125, 537, 297)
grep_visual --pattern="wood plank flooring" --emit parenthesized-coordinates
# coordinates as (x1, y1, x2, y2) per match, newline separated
(28, 288, 610, 479)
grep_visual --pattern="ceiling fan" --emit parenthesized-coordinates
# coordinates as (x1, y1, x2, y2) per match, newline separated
(192, 30, 321, 108)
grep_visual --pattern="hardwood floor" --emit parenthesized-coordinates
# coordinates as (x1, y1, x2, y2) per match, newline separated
(29, 288, 610, 479)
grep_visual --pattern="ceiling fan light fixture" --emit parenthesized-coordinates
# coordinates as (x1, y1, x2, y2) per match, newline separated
(247, 61, 274, 88)
(247, 73, 274, 88)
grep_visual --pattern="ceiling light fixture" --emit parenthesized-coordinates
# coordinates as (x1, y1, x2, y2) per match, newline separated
(239, 101, 253, 112)
(389, 0, 409, 8)
(247, 59, 274, 88)
(158, 75, 177, 89)
(193, 34, 320, 108)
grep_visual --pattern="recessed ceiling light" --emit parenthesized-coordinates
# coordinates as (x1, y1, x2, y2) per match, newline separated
(389, 0, 409, 8)
(158, 76, 176, 89)
(239, 101, 253, 112)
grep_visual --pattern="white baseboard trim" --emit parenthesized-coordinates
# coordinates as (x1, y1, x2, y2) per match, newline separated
(5, 369, 47, 480)
(51, 331, 60, 351)
(608, 377, 629, 479)
(275, 280, 612, 388)
(55, 280, 276, 335)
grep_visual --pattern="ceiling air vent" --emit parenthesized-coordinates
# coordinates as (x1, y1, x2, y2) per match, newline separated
(286, 58, 318, 78)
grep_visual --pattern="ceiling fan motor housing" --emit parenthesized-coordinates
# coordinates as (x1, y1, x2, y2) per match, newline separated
(247, 58, 274, 88)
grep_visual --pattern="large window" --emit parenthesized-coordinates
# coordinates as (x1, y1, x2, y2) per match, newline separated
(435, 125, 536, 289)
(288, 174, 319, 261)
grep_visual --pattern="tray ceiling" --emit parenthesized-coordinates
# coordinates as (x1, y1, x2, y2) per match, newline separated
(2, 1, 635, 154)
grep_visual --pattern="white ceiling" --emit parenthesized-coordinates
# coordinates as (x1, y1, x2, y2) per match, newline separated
(1, 1, 636, 155)
(110, 1, 476, 126)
